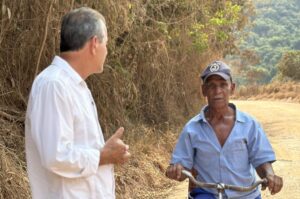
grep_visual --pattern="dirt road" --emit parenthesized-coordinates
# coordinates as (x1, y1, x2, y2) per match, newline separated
(166, 100, 300, 199)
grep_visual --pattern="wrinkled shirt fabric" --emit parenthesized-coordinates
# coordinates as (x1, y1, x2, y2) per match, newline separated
(171, 104, 275, 199)
(25, 56, 115, 199)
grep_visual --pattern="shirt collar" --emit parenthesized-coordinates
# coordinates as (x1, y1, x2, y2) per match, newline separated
(51, 56, 84, 85)
(197, 103, 246, 123)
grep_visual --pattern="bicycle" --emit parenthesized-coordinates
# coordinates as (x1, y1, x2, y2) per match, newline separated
(182, 170, 268, 199)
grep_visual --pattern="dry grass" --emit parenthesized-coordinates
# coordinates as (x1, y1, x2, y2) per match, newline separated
(0, 0, 250, 198)
(0, 118, 29, 199)
(233, 81, 300, 103)
(115, 125, 179, 198)
(0, 148, 30, 199)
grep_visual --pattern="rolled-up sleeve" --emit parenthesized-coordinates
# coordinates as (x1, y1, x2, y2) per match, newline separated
(29, 81, 100, 178)
(171, 126, 194, 169)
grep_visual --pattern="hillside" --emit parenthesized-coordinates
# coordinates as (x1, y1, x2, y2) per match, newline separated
(228, 0, 300, 85)
(233, 81, 300, 103)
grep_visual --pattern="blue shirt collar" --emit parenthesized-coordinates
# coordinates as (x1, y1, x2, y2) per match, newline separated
(197, 103, 246, 123)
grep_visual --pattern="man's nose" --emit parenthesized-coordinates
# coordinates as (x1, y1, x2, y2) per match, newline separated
(214, 85, 223, 93)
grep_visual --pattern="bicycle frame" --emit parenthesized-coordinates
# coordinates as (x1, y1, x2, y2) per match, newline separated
(182, 170, 267, 199)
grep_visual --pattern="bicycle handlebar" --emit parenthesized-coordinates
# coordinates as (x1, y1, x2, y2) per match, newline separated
(182, 170, 268, 192)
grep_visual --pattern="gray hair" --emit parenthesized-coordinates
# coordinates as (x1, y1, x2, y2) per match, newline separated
(60, 7, 106, 52)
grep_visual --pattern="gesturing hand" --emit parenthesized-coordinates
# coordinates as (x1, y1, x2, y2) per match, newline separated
(100, 127, 131, 165)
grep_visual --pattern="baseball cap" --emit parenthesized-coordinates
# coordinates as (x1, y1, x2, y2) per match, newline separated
(200, 61, 232, 83)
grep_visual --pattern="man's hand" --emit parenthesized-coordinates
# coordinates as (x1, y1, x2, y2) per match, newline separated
(99, 127, 131, 165)
(262, 174, 283, 195)
(165, 163, 187, 181)
(256, 162, 283, 195)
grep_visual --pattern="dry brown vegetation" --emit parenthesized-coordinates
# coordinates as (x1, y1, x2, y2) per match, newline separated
(233, 81, 300, 103)
(0, 0, 251, 198)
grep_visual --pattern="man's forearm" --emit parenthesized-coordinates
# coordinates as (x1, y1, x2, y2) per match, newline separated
(256, 162, 283, 195)
(256, 162, 274, 178)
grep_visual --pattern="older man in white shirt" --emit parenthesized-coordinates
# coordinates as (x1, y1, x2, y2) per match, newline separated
(25, 7, 130, 199)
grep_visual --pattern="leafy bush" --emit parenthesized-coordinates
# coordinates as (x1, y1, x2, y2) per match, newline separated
(278, 51, 300, 80)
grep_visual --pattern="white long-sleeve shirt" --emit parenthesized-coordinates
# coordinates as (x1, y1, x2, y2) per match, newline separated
(25, 56, 115, 199)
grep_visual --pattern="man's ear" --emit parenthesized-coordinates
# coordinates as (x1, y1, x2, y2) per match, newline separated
(230, 82, 236, 95)
(201, 84, 206, 97)
(90, 36, 98, 55)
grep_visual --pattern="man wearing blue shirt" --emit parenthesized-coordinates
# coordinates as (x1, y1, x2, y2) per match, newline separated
(166, 61, 283, 198)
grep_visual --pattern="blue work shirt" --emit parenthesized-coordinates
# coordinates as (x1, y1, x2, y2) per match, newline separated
(171, 103, 276, 199)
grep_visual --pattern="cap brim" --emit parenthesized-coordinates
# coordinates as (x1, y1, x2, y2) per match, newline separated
(203, 72, 230, 83)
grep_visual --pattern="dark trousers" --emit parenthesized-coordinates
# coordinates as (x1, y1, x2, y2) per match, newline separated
(189, 188, 262, 199)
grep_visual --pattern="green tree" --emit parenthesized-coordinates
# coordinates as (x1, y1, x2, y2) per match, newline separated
(278, 51, 300, 80)
(246, 66, 270, 84)
(231, 0, 300, 85)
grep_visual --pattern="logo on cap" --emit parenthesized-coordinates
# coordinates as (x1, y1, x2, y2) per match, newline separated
(209, 63, 220, 72)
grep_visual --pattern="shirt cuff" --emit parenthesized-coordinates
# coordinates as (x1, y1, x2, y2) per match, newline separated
(80, 149, 100, 177)
(252, 156, 276, 168)
(170, 158, 193, 170)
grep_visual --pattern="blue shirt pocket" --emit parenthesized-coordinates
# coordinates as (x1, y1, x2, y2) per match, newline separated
(226, 139, 249, 173)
